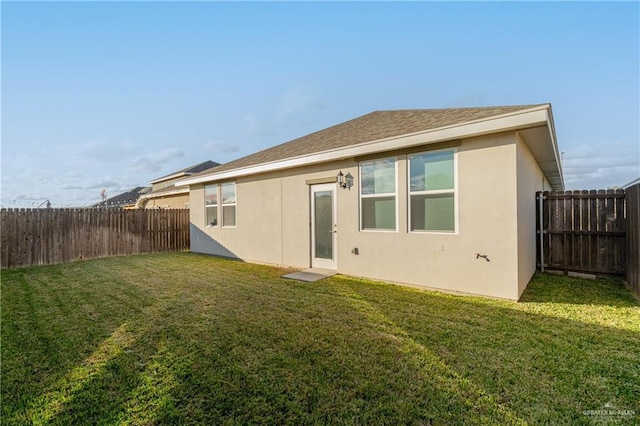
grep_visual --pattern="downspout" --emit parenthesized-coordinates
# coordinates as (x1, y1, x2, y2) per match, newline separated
(136, 196, 149, 209)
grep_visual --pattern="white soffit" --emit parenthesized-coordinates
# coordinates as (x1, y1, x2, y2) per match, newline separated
(177, 106, 553, 187)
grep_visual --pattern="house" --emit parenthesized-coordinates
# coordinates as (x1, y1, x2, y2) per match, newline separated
(623, 177, 640, 189)
(91, 186, 151, 209)
(137, 160, 219, 209)
(176, 104, 563, 300)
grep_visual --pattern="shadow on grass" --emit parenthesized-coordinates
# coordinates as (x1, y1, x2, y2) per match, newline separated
(3, 255, 639, 424)
(44, 313, 191, 425)
(325, 276, 640, 424)
(519, 273, 639, 307)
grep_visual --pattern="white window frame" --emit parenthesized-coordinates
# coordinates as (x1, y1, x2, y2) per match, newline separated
(359, 157, 398, 232)
(408, 148, 458, 234)
(221, 182, 237, 228)
(204, 184, 219, 228)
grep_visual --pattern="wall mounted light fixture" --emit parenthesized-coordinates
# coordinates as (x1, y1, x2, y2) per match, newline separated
(337, 171, 354, 190)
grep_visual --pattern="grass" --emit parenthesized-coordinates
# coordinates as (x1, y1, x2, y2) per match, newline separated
(1, 252, 639, 425)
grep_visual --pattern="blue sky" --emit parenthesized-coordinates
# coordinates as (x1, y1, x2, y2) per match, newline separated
(2, 1, 638, 207)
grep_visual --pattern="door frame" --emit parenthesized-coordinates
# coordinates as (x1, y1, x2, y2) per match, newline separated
(310, 183, 337, 270)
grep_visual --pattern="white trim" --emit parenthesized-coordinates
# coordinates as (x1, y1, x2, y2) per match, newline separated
(544, 108, 564, 189)
(135, 186, 190, 208)
(138, 186, 189, 200)
(310, 183, 337, 270)
(176, 106, 552, 187)
(221, 182, 237, 228)
(359, 157, 398, 232)
(150, 172, 189, 184)
(204, 184, 219, 228)
(407, 148, 458, 234)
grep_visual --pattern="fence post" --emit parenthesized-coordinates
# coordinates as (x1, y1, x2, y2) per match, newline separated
(626, 184, 640, 296)
(0, 208, 191, 269)
(537, 191, 545, 272)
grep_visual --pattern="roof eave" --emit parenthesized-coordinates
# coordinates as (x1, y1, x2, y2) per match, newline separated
(177, 104, 559, 187)
(544, 105, 565, 190)
(139, 187, 189, 199)
(150, 171, 190, 184)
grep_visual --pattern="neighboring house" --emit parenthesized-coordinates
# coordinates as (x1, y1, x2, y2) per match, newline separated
(91, 186, 151, 209)
(137, 160, 219, 209)
(623, 177, 639, 189)
(176, 104, 563, 300)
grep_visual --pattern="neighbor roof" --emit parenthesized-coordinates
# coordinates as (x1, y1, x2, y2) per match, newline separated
(151, 160, 220, 184)
(91, 186, 151, 208)
(178, 104, 562, 189)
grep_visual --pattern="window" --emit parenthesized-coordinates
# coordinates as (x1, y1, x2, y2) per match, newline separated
(360, 158, 397, 230)
(221, 183, 236, 227)
(409, 150, 455, 232)
(204, 185, 218, 226)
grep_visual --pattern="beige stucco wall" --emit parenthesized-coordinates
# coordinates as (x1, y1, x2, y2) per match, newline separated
(189, 131, 542, 300)
(515, 131, 550, 298)
(145, 193, 190, 209)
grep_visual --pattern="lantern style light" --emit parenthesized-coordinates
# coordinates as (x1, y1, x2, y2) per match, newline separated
(337, 171, 354, 190)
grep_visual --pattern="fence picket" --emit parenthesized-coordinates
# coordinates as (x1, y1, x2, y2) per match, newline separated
(537, 189, 628, 276)
(1, 208, 190, 268)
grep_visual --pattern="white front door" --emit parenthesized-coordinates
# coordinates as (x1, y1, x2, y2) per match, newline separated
(310, 184, 337, 269)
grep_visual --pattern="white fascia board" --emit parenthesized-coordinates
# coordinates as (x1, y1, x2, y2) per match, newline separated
(150, 172, 188, 184)
(139, 186, 189, 199)
(177, 106, 551, 187)
(544, 108, 565, 190)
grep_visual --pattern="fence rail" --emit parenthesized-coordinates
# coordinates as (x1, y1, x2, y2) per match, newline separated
(1, 208, 190, 269)
(537, 189, 626, 276)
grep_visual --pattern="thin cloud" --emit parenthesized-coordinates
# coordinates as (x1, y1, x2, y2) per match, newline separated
(128, 149, 185, 173)
(15, 193, 49, 201)
(58, 180, 120, 190)
(241, 113, 277, 138)
(239, 86, 326, 141)
(276, 86, 325, 122)
(204, 140, 241, 155)
(64, 171, 85, 179)
(62, 139, 138, 166)
(562, 139, 639, 189)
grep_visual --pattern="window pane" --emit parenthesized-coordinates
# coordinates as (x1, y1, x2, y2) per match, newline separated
(221, 183, 236, 204)
(361, 159, 395, 194)
(222, 205, 236, 227)
(411, 193, 454, 231)
(410, 151, 454, 192)
(362, 196, 395, 230)
(314, 191, 333, 259)
(204, 185, 217, 206)
(206, 206, 218, 227)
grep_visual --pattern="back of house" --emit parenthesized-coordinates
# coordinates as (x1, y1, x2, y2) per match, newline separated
(177, 104, 563, 300)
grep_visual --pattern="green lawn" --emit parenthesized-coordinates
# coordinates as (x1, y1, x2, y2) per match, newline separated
(2, 253, 639, 425)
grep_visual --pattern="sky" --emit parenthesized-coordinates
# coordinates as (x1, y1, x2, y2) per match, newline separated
(1, 1, 639, 207)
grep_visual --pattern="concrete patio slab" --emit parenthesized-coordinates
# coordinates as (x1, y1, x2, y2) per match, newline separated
(282, 268, 337, 282)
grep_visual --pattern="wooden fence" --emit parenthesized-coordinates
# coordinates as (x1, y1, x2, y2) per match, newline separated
(537, 189, 626, 275)
(626, 184, 640, 295)
(1, 208, 190, 269)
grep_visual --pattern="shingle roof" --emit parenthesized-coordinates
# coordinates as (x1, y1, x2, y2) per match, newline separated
(192, 105, 545, 177)
(151, 160, 220, 183)
(91, 186, 151, 208)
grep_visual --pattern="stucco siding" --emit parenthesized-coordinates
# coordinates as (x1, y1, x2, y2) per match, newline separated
(189, 175, 284, 265)
(515, 132, 550, 298)
(145, 193, 190, 209)
(336, 133, 519, 299)
(189, 133, 526, 299)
